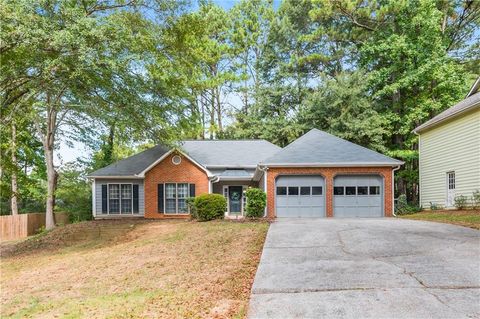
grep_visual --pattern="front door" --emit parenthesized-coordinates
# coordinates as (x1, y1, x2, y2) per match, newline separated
(228, 186, 243, 215)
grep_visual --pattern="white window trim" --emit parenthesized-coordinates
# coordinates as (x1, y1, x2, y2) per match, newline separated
(164, 182, 190, 215)
(446, 171, 456, 208)
(107, 183, 134, 215)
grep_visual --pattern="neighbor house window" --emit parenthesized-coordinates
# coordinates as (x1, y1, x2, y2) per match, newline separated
(447, 171, 455, 189)
(165, 183, 189, 214)
(108, 184, 132, 214)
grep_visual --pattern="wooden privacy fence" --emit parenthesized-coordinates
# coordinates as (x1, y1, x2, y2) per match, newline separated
(0, 213, 69, 241)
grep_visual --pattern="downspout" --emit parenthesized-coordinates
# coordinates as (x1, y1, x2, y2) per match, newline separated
(258, 165, 269, 217)
(392, 165, 401, 217)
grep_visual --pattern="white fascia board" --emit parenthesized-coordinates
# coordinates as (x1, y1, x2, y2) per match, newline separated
(205, 165, 258, 169)
(217, 176, 253, 181)
(137, 149, 213, 178)
(259, 162, 404, 167)
(413, 101, 480, 134)
(88, 176, 144, 179)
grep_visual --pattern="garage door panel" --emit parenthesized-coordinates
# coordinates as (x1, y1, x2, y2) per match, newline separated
(276, 175, 325, 217)
(334, 175, 383, 218)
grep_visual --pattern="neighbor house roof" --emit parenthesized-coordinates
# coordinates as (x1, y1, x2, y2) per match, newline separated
(414, 76, 480, 134)
(413, 92, 480, 134)
(260, 129, 403, 167)
(88, 140, 281, 177)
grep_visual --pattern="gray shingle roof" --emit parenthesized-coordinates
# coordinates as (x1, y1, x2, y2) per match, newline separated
(414, 92, 480, 133)
(261, 129, 403, 166)
(209, 169, 255, 178)
(179, 140, 281, 167)
(89, 144, 170, 177)
(89, 140, 281, 177)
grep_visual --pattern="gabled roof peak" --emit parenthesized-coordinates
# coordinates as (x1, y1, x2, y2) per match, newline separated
(261, 128, 402, 166)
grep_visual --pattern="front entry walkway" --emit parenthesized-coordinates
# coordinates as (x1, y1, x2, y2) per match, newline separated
(248, 218, 480, 318)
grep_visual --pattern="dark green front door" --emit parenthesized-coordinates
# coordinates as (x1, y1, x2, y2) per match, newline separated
(229, 186, 243, 214)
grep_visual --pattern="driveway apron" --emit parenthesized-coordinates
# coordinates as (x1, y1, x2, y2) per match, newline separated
(248, 218, 480, 319)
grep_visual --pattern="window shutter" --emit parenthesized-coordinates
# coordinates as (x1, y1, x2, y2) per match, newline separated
(133, 184, 139, 213)
(102, 184, 108, 214)
(158, 184, 164, 213)
(189, 184, 196, 198)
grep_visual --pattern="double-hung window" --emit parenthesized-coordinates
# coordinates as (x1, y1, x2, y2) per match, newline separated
(108, 184, 132, 214)
(165, 183, 189, 214)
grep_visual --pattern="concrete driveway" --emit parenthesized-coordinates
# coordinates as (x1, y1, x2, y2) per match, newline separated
(248, 218, 480, 319)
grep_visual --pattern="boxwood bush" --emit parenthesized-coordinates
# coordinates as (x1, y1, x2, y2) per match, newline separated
(245, 188, 266, 218)
(192, 194, 226, 221)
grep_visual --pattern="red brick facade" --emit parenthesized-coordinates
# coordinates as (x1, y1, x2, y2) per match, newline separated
(144, 152, 209, 219)
(266, 167, 394, 218)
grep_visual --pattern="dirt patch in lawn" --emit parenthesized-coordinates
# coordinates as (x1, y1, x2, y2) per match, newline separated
(0, 219, 269, 318)
(399, 210, 480, 230)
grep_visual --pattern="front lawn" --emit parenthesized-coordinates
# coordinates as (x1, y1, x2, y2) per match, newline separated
(398, 210, 480, 230)
(0, 219, 269, 318)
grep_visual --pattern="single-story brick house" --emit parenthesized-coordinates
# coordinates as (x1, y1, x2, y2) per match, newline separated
(88, 129, 403, 218)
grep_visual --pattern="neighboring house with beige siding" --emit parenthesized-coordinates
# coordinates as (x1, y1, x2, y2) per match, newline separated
(414, 77, 480, 209)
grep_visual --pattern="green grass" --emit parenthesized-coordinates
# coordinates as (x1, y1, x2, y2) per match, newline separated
(399, 210, 480, 229)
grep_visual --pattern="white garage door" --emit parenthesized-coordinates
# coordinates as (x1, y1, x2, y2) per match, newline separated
(334, 175, 383, 217)
(275, 175, 325, 217)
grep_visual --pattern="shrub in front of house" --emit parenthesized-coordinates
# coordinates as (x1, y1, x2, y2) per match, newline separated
(454, 195, 468, 210)
(192, 194, 226, 221)
(186, 197, 197, 218)
(245, 188, 266, 218)
(472, 190, 480, 209)
(395, 194, 421, 215)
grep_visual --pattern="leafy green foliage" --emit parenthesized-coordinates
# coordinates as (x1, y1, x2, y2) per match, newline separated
(55, 164, 92, 222)
(395, 194, 422, 215)
(245, 188, 267, 218)
(192, 194, 227, 221)
(472, 190, 480, 210)
(454, 195, 469, 210)
(299, 71, 389, 152)
(2, 0, 479, 216)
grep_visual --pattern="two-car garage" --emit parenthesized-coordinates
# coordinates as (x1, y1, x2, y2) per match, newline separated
(275, 174, 384, 218)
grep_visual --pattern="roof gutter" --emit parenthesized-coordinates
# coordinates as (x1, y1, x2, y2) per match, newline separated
(87, 175, 143, 179)
(259, 162, 404, 167)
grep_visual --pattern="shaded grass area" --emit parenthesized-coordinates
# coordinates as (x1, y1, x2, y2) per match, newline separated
(1, 219, 269, 318)
(399, 210, 480, 230)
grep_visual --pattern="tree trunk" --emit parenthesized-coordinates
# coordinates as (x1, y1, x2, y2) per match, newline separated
(104, 123, 115, 165)
(210, 89, 215, 140)
(10, 122, 18, 215)
(215, 87, 222, 133)
(38, 101, 58, 231)
(44, 146, 57, 230)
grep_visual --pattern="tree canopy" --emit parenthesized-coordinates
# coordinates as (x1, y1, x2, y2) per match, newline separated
(1, 0, 479, 220)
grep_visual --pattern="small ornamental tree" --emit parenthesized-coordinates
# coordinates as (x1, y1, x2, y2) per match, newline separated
(193, 194, 226, 221)
(245, 188, 266, 218)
